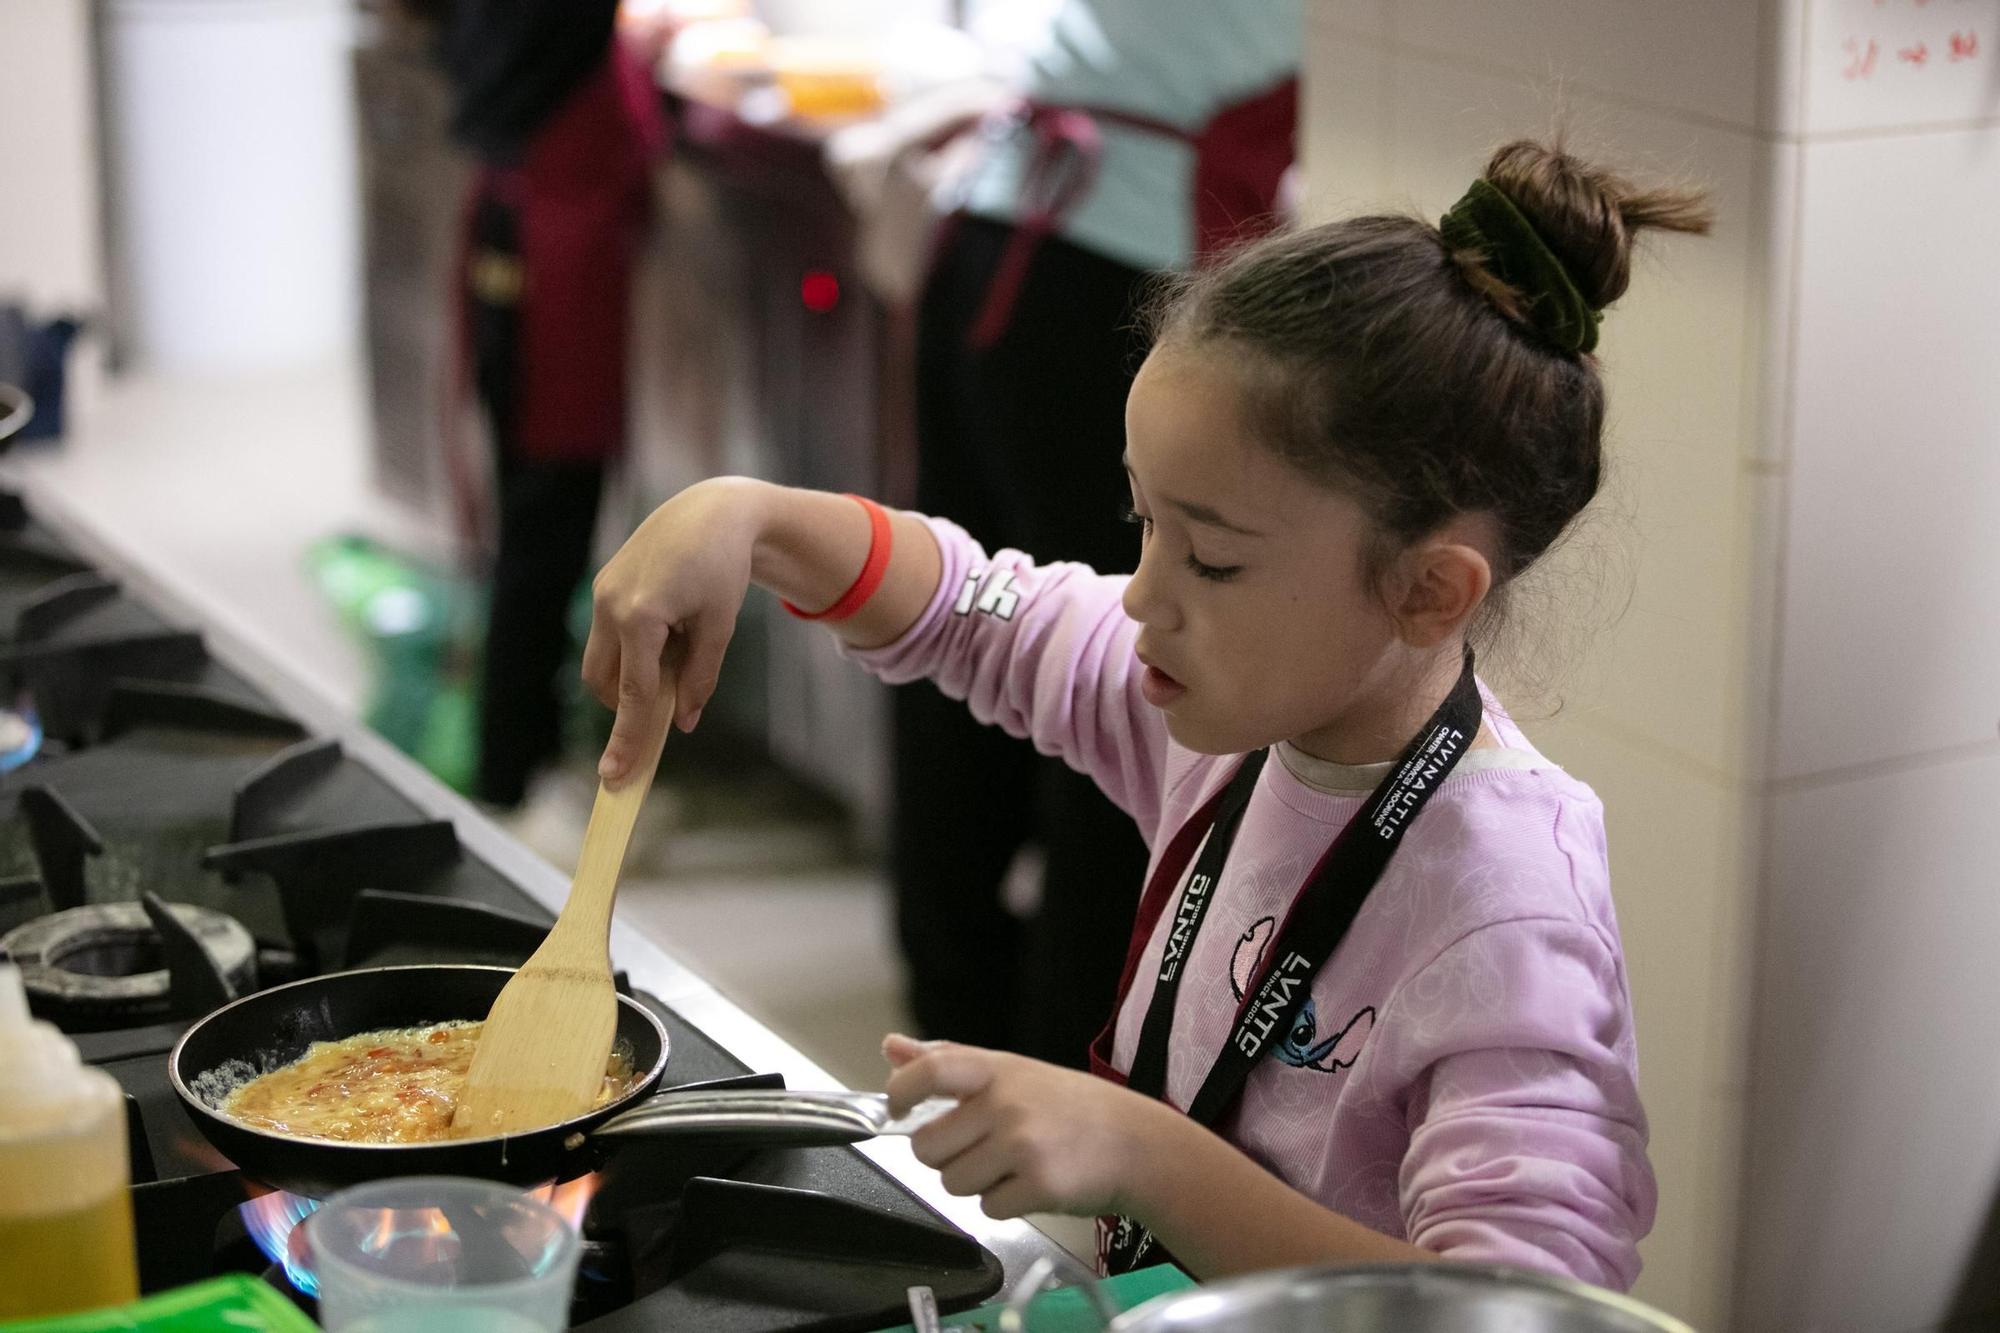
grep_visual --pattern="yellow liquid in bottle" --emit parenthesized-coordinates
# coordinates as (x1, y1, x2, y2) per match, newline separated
(0, 1188, 140, 1319)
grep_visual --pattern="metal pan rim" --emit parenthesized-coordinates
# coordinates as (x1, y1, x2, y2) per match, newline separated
(168, 962, 670, 1151)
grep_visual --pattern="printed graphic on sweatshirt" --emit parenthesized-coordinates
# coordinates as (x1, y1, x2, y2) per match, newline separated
(1230, 916, 1375, 1073)
(952, 567, 1021, 620)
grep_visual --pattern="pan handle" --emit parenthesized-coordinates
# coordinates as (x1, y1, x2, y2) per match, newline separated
(593, 1088, 955, 1147)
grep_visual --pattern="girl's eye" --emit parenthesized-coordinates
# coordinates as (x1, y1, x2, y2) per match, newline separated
(1184, 553, 1243, 583)
(1123, 503, 1238, 581)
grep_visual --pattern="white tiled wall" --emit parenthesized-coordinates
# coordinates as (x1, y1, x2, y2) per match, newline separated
(1798, 0, 1998, 136)
(1303, 10, 1772, 1327)
(1396, 0, 1767, 131)
(1736, 24, 2000, 1322)
(1740, 754, 2000, 1333)
(1774, 124, 2000, 780)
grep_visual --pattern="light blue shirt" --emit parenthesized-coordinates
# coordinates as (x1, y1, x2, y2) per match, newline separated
(954, 0, 1302, 274)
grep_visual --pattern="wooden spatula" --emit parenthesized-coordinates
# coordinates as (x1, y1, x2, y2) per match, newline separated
(451, 668, 677, 1139)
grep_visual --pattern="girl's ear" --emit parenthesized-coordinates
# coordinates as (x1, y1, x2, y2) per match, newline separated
(1389, 528, 1492, 648)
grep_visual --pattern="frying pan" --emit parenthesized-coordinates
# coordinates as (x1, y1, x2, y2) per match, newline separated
(170, 964, 670, 1197)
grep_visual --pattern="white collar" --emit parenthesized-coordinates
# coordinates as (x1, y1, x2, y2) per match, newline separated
(1274, 739, 1548, 796)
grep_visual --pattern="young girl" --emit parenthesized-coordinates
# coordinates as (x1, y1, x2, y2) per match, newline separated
(583, 139, 1710, 1291)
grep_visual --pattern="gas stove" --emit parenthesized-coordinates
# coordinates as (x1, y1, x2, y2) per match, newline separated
(0, 514, 1008, 1331)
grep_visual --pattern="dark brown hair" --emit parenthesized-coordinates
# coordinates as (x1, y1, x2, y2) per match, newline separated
(1151, 139, 1713, 602)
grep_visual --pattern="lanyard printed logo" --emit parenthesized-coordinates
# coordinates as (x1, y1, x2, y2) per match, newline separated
(1159, 869, 1215, 983)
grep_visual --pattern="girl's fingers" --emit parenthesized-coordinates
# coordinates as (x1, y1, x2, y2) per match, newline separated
(580, 617, 619, 710)
(975, 1175, 1040, 1221)
(936, 1134, 1016, 1200)
(907, 1102, 989, 1170)
(674, 616, 735, 733)
(599, 621, 669, 783)
(881, 1032, 932, 1068)
(885, 1042, 996, 1115)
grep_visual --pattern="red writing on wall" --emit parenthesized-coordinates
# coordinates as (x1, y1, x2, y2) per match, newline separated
(1839, 26, 1980, 78)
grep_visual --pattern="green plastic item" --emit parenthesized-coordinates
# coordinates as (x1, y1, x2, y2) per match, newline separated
(305, 532, 483, 794)
(304, 532, 604, 797)
(0, 1276, 318, 1333)
(871, 1264, 1195, 1333)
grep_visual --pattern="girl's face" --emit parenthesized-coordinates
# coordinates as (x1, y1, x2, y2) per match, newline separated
(1121, 349, 1479, 761)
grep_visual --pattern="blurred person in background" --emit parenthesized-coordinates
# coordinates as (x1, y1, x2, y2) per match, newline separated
(897, 0, 1302, 1066)
(439, 0, 670, 809)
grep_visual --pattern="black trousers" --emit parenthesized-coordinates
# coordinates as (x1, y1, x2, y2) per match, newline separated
(897, 215, 1155, 1068)
(468, 191, 606, 808)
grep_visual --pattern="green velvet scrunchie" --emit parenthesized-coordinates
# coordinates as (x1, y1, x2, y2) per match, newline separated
(1439, 178, 1602, 355)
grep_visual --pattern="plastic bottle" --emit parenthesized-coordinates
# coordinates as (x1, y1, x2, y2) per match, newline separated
(0, 962, 140, 1318)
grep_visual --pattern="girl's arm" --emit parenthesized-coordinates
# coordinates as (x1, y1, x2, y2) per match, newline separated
(885, 911, 1651, 1286)
(585, 478, 942, 782)
(881, 1036, 1431, 1278)
(587, 478, 1171, 829)
(1131, 1112, 1436, 1276)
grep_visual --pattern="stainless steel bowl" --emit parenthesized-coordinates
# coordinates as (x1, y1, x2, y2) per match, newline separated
(1107, 1264, 1696, 1332)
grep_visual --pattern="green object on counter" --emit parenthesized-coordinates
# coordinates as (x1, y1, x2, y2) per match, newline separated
(305, 533, 604, 797)
(306, 532, 482, 793)
(872, 1264, 1195, 1332)
(0, 1276, 318, 1332)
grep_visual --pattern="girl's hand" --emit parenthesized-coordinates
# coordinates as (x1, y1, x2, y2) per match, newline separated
(583, 477, 767, 781)
(883, 1033, 1179, 1221)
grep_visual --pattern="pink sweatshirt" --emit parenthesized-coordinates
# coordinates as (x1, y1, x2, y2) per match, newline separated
(854, 518, 1656, 1290)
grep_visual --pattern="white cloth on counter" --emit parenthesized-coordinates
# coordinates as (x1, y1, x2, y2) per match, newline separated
(823, 78, 1010, 306)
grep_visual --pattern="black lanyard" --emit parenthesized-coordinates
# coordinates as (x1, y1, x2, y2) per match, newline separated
(1123, 651, 1482, 1126)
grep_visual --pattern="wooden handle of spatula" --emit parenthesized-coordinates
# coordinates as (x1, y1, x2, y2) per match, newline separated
(449, 657, 680, 1138)
(554, 678, 677, 946)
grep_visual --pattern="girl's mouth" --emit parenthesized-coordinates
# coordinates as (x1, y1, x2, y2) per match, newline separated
(1140, 664, 1187, 708)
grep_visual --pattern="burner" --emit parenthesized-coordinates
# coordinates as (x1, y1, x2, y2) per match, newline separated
(238, 1177, 604, 1299)
(1, 900, 255, 1030)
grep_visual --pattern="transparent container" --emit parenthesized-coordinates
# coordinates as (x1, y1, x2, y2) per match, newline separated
(307, 1177, 581, 1333)
(0, 964, 139, 1320)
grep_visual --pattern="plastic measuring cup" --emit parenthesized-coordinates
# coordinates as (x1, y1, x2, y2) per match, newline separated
(307, 1177, 580, 1333)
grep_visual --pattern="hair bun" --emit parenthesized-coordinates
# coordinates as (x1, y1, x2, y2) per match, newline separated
(1482, 139, 1713, 311)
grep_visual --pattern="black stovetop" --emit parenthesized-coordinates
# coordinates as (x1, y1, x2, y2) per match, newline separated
(0, 516, 1001, 1331)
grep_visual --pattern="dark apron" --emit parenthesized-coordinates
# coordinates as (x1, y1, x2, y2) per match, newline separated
(459, 42, 664, 466)
(956, 77, 1297, 349)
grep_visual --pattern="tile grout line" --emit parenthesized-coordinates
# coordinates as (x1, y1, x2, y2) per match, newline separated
(1771, 735, 2000, 796)
(1729, 0, 1816, 1312)
(1564, 712, 1740, 790)
(1320, 22, 2000, 148)
(1349, 32, 1761, 139)
(1789, 112, 2000, 145)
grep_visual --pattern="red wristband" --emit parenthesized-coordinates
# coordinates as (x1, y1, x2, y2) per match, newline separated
(782, 494, 894, 623)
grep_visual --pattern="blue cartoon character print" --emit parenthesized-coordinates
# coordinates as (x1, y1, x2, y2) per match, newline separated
(1230, 916, 1374, 1073)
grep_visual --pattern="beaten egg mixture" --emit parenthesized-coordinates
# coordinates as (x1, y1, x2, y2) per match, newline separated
(219, 1021, 635, 1143)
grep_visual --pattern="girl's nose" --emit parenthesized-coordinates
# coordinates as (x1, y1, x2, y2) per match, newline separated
(1122, 545, 1180, 631)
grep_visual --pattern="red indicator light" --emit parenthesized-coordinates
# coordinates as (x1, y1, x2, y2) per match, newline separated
(801, 270, 840, 313)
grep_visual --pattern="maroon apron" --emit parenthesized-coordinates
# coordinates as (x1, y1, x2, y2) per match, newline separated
(459, 41, 665, 466)
(962, 77, 1297, 349)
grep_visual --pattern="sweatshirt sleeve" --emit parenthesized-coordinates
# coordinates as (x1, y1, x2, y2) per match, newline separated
(1388, 918, 1657, 1292)
(847, 515, 1171, 835)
